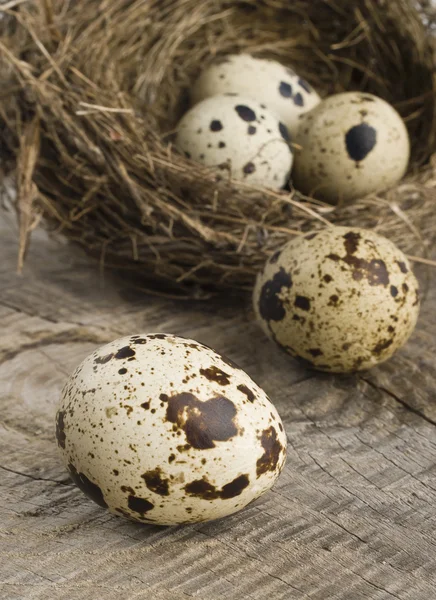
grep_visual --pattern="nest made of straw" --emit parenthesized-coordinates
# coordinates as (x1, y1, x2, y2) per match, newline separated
(1, 0, 436, 297)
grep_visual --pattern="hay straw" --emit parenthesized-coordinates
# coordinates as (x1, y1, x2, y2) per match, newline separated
(0, 0, 435, 295)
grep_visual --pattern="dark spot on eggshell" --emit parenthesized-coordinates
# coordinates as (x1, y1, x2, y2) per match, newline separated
(390, 285, 399, 298)
(210, 119, 223, 132)
(397, 261, 408, 274)
(344, 231, 361, 255)
(279, 122, 291, 143)
(259, 267, 293, 322)
(373, 338, 394, 355)
(345, 123, 377, 162)
(327, 232, 390, 287)
(235, 104, 256, 122)
(298, 78, 312, 93)
(220, 475, 250, 499)
(218, 141, 226, 148)
(184, 478, 217, 500)
(328, 294, 339, 307)
(141, 401, 150, 410)
(243, 162, 256, 175)
(200, 365, 231, 385)
(256, 427, 284, 477)
(402, 283, 409, 294)
(177, 443, 191, 452)
(68, 463, 107, 508)
(279, 81, 292, 98)
(294, 93, 304, 107)
(185, 474, 250, 500)
(115, 346, 135, 360)
(94, 353, 113, 364)
(133, 338, 147, 345)
(248, 125, 256, 135)
(237, 384, 255, 403)
(166, 392, 238, 449)
(118, 368, 128, 375)
(55, 410, 66, 449)
(309, 348, 323, 357)
(127, 494, 154, 514)
(142, 467, 170, 496)
(168, 454, 175, 463)
(295, 295, 311, 311)
(323, 274, 333, 283)
(149, 334, 168, 340)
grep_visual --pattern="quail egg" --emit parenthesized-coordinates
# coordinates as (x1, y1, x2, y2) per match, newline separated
(56, 333, 287, 525)
(253, 227, 420, 373)
(293, 92, 410, 202)
(192, 54, 321, 134)
(175, 94, 293, 189)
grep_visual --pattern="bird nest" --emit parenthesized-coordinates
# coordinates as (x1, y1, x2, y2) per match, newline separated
(1, 0, 436, 297)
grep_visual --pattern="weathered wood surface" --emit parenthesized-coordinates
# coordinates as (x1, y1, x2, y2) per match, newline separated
(0, 210, 436, 600)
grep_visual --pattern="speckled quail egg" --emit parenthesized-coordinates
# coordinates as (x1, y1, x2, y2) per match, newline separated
(293, 92, 410, 203)
(192, 54, 321, 135)
(253, 227, 420, 373)
(56, 333, 287, 525)
(175, 94, 293, 189)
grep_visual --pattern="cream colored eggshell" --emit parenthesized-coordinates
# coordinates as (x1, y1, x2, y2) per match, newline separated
(192, 54, 321, 134)
(253, 227, 420, 373)
(176, 94, 293, 189)
(293, 92, 410, 203)
(56, 333, 287, 525)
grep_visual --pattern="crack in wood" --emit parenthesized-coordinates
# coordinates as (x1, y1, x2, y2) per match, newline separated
(0, 464, 72, 486)
(360, 375, 436, 428)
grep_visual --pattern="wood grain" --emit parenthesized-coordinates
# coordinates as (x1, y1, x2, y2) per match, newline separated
(0, 212, 435, 600)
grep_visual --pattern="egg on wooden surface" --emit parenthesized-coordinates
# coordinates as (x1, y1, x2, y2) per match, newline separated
(56, 333, 287, 525)
(253, 227, 420, 373)
(293, 92, 410, 203)
(191, 54, 321, 134)
(175, 94, 293, 189)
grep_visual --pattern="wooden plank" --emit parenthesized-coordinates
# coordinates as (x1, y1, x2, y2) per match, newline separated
(0, 211, 435, 600)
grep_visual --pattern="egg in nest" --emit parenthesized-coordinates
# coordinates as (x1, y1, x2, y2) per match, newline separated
(293, 92, 410, 203)
(192, 54, 321, 135)
(56, 334, 287, 525)
(175, 94, 293, 189)
(253, 227, 420, 373)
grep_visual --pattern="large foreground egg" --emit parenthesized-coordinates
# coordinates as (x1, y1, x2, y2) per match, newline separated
(253, 227, 420, 373)
(175, 94, 293, 189)
(56, 334, 287, 525)
(192, 54, 321, 134)
(293, 92, 410, 202)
